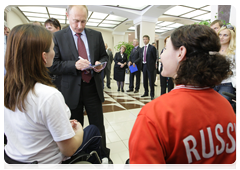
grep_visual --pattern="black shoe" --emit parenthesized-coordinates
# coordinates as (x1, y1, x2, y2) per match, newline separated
(134, 90, 139, 93)
(118, 88, 120, 92)
(141, 94, 148, 97)
(151, 96, 154, 100)
(126, 89, 133, 92)
(123, 159, 130, 169)
(107, 86, 111, 89)
(154, 84, 157, 86)
(107, 158, 114, 169)
(121, 89, 124, 92)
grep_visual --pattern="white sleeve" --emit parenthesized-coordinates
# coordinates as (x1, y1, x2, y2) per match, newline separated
(39, 92, 75, 142)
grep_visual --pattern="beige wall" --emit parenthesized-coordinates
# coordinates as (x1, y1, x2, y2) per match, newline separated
(6, 8, 26, 30)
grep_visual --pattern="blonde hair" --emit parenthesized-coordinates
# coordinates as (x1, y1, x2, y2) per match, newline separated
(218, 26, 236, 56)
(121, 45, 126, 50)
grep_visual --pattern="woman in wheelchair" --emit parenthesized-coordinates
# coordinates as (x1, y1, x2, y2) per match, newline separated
(4, 24, 105, 164)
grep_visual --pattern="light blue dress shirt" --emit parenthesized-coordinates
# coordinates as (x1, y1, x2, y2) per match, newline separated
(69, 26, 91, 63)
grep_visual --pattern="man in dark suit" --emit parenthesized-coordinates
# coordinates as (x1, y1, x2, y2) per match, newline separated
(104, 43, 113, 89)
(140, 35, 157, 100)
(127, 39, 141, 93)
(47, 5, 111, 162)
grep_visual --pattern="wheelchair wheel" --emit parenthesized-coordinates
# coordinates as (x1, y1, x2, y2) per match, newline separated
(66, 161, 97, 169)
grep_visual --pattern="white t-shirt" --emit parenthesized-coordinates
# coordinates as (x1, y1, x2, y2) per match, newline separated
(4, 83, 75, 164)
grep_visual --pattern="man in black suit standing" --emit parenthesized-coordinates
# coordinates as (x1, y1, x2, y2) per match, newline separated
(48, 5, 111, 162)
(140, 35, 157, 100)
(104, 43, 113, 89)
(127, 39, 141, 93)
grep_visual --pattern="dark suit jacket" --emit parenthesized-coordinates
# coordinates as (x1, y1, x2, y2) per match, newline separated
(128, 46, 141, 70)
(140, 44, 157, 72)
(114, 52, 128, 69)
(106, 49, 113, 71)
(48, 26, 108, 109)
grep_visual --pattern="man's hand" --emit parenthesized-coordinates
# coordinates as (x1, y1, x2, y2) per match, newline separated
(128, 61, 132, 67)
(75, 59, 91, 71)
(133, 63, 135, 67)
(70, 119, 83, 133)
(93, 61, 104, 73)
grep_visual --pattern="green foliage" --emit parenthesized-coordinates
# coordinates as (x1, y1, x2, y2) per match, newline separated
(195, 19, 211, 26)
(114, 41, 134, 60)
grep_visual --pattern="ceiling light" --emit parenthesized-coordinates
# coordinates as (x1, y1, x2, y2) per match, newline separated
(164, 6, 194, 16)
(19, 6, 47, 13)
(107, 15, 127, 21)
(181, 5, 206, 9)
(47, 7, 66, 15)
(181, 10, 207, 18)
(27, 17, 48, 22)
(102, 20, 121, 25)
(201, 6, 211, 11)
(192, 13, 211, 20)
(158, 21, 174, 26)
(50, 14, 66, 20)
(91, 12, 108, 19)
(88, 19, 102, 23)
(23, 12, 48, 18)
(99, 23, 116, 28)
(128, 26, 135, 30)
(86, 22, 99, 26)
(118, 5, 148, 10)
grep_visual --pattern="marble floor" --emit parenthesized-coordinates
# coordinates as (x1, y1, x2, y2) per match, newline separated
(83, 75, 170, 164)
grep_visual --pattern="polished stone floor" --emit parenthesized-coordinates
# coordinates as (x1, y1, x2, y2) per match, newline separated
(83, 74, 171, 164)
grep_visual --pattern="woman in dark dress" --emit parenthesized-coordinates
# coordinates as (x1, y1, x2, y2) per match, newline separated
(114, 45, 128, 92)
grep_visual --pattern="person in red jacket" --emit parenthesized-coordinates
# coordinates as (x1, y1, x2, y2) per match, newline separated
(129, 25, 236, 164)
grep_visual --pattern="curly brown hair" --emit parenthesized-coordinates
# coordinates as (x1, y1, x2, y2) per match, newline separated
(171, 25, 231, 88)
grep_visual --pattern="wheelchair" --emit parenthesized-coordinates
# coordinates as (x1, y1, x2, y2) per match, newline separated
(4, 150, 102, 164)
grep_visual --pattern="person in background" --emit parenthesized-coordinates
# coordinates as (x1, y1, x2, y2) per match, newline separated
(4, 24, 105, 164)
(214, 25, 236, 104)
(159, 36, 174, 95)
(129, 24, 235, 164)
(5, 27, 10, 36)
(210, 19, 224, 33)
(4, 21, 8, 76)
(104, 43, 113, 89)
(32, 21, 42, 26)
(114, 45, 128, 92)
(152, 42, 159, 86)
(44, 18, 61, 33)
(47, 5, 111, 163)
(140, 35, 157, 100)
(127, 39, 141, 93)
(44, 18, 62, 91)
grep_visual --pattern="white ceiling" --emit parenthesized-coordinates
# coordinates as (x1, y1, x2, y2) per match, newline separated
(15, 5, 211, 36)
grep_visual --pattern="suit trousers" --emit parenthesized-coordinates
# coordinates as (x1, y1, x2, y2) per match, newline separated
(160, 65, 174, 95)
(129, 70, 140, 91)
(105, 68, 111, 87)
(142, 64, 155, 97)
(70, 78, 110, 158)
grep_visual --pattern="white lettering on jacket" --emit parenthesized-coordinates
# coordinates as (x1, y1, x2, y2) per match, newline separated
(183, 123, 236, 163)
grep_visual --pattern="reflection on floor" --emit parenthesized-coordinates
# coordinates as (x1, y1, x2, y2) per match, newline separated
(83, 75, 169, 164)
